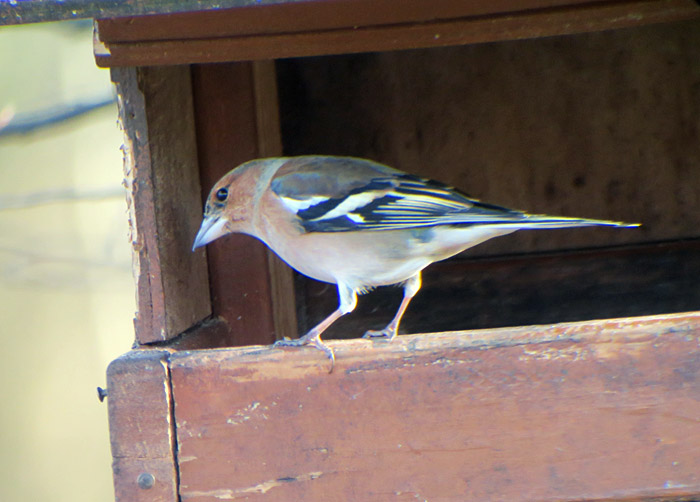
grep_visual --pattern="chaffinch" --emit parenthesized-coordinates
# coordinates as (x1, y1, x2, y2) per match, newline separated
(193, 155, 638, 370)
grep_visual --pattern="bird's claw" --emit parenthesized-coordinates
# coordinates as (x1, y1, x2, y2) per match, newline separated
(363, 327, 397, 341)
(273, 336, 304, 347)
(274, 334, 335, 373)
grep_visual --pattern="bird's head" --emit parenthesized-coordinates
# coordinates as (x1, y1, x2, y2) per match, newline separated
(192, 164, 258, 251)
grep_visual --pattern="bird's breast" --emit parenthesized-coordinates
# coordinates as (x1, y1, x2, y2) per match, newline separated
(261, 228, 432, 288)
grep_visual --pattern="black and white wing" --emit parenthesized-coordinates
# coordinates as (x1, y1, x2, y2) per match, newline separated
(271, 156, 634, 233)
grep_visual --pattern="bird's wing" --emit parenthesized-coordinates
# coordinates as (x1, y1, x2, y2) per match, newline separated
(270, 156, 538, 233)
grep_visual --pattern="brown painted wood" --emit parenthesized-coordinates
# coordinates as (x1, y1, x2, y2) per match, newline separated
(169, 313, 700, 501)
(94, 0, 700, 67)
(112, 66, 211, 344)
(191, 62, 296, 346)
(96, 0, 610, 42)
(191, 62, 272, 347)
(107, 350, 177, 501)
(298, 240, 700, 340)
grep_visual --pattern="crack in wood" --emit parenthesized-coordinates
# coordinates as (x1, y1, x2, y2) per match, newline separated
(182, 471, 324, 499)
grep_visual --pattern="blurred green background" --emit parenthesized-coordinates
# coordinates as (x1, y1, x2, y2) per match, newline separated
(0, 21, 133, 501)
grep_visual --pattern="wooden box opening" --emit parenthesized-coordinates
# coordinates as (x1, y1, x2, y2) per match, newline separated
(274, 27, 700, 340)
(128, 19, 700, 351)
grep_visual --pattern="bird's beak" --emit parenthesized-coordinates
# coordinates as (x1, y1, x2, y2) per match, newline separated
(192, 215, 228, 251)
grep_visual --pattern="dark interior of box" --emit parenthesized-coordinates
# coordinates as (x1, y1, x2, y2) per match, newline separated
(269, 19, 700, 339)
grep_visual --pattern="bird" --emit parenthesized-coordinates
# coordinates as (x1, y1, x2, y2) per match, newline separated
(193, 155, 638, 370)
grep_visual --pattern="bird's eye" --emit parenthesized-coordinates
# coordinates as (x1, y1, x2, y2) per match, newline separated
(216, 188, 229, 202)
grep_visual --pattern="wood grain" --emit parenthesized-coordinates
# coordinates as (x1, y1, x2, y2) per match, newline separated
(111, 67, 159, 342)
(94, 0, 700, 67)
(168, 313, 700, 501)
(112, 66, 211, 344)
(141, 66, 213, 341)
(107, 350, 177, 502)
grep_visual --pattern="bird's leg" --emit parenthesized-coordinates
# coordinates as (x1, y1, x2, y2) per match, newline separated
(274, 283, 357, 372)
(364, 272, 421, 341)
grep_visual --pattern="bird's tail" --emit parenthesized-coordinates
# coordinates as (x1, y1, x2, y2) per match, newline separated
(503, 214, 640, 230)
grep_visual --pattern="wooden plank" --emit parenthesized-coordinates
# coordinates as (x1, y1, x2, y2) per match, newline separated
(141, 66, 213, 342)
(112, 67, 159, 343)
(191, 63, 270, 347)
(113, 66, 211, 344)
(97, 0, 610, 42)
(107, 350, 177, 502)
(169, 313, 700, 501)
(191, 62, 296, 346)
(94, 0, 700, 67)
(299, 240, 700, 340)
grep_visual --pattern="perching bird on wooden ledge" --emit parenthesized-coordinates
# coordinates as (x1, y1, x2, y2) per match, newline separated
(193, 156, 638, 370)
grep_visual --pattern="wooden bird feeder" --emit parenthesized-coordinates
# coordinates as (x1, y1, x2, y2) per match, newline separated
(5, 1, 700, 500)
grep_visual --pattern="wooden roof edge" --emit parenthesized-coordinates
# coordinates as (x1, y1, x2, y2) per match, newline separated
(0, 0, 309, 26)
(5, 0, 699, 29)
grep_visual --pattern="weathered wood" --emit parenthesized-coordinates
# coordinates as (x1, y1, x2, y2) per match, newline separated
(169, 313, 700, 501)
(107, 350, 177, 502)
(94, 0, 699, 67)
(113, 66, 211, 344)
(191, 62, 296, 346)
(299, 240, 700, 340)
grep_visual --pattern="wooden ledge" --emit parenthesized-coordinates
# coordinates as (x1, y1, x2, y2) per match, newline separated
(94, 0, 700, 67)
(108, 312, 700, 500)
(169, 311, 700, 376)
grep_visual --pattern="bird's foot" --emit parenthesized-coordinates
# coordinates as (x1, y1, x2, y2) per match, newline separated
(274, 332, 335, 373)
(363, 327, 397, 341)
